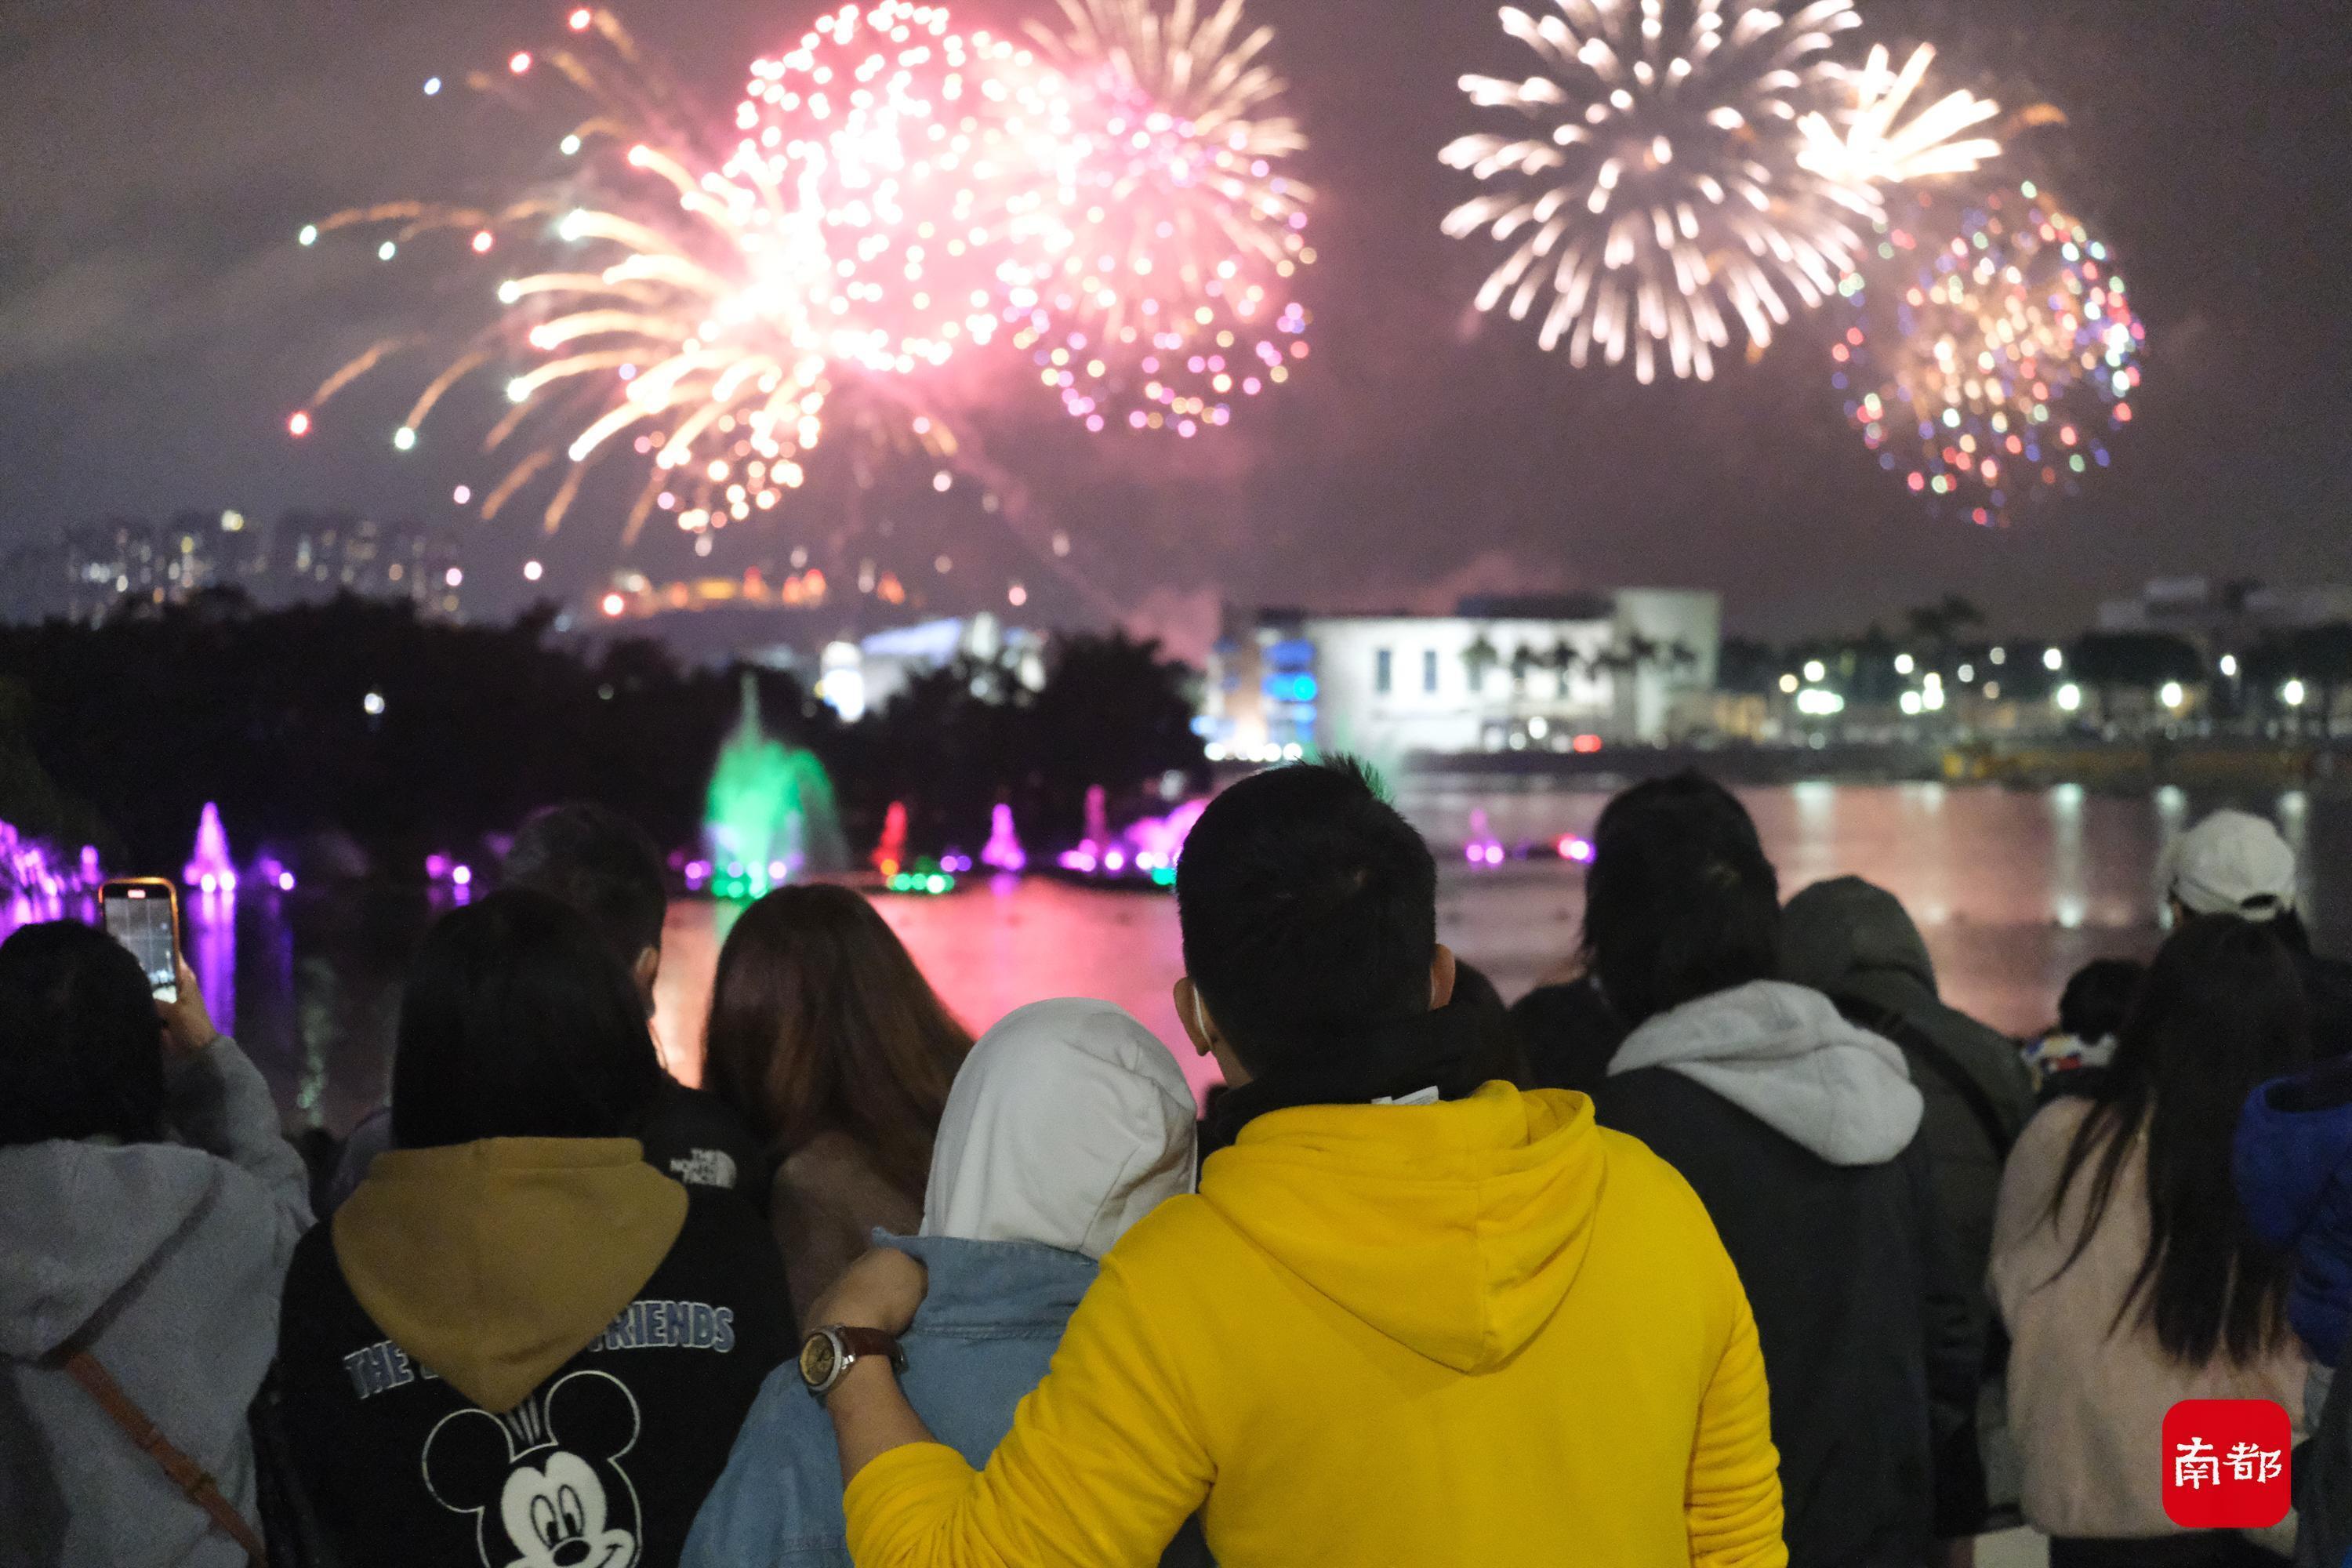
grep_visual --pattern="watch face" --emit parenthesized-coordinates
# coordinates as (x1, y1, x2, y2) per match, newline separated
(799, 1331, 839, 1390)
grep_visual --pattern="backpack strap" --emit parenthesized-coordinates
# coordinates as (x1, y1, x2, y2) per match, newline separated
(64, 1348, 267, 1565)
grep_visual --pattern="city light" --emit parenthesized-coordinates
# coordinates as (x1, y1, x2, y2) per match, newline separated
(2056, 683, 2083, 712)
(1957, 664, 1974, 683)
(2043, 647, 2065, 672)
(362, 691, 386, 716)
(1893, 653, 1915, 675)
(2284, 679, 2308, 707)
(1795, 688, 1845, 717)
(2220, 653, 2239, 678)
(1802, 659, 1828, 683)
(1899, 691, 1923, 717)
(286, 411, 310, 437)
(2159, 681, 2184, 710)
(523, 560, 543, 582)
(601, 592, 626, 617)
(443, 567, 463, 587)
(1778, 673, 1800, 695)
(1989, 647, 2006, 666)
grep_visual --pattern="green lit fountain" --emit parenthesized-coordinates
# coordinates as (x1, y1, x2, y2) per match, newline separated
(706, 673, 846, 898)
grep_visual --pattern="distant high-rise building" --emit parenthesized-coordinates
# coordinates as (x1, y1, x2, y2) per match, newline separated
(5, 508, 463, 624)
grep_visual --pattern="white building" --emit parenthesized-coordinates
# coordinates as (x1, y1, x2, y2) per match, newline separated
(1203, 590, 1720, 763)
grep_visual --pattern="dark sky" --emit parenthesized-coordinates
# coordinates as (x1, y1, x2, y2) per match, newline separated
(4, 0, 2347, 640)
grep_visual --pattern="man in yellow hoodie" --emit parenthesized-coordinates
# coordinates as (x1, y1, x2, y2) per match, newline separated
(800, 759, 1788, 1566)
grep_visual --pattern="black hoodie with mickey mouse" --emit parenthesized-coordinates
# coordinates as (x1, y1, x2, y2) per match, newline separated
(274, 1137, 794, 1568)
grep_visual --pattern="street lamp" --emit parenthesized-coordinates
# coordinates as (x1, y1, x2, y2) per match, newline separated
(1802, 659, 1827, 683)
(2159, 681, 2184, 710)
(1893, 652, 1915, 675)
(2284, 679, 2308, 708)
(2056, 683, 2083, 713)
(2043, 647, 2065, 672)
(2219, 653, 2239, 678)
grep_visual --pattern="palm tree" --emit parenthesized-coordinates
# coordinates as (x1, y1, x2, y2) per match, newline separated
(1462, 633, 1499, 693)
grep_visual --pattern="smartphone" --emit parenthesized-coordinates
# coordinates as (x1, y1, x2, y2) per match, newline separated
(101, 879, 180, 1003)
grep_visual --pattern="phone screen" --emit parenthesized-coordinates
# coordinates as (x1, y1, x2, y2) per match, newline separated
(103, 885, 179, 1003)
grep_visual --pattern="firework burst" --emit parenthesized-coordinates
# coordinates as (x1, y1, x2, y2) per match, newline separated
(1008, 0, 1316, 434)
(297, 10, 858, 543)
(1441, 0, 1880, 383)
(1797, 43, 2000, 189)
(1835, 181, 2143, 524)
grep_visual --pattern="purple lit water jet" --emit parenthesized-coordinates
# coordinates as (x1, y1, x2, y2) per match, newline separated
(981, 804, 1027, 872)
(185, 803, 238, 895)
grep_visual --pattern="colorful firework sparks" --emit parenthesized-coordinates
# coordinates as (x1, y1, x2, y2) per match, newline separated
(1796, 43, 2001, 188)
(731, 2, 1038, 377)
(1439, 0, 1878, 383)
(1009, 0, 1315, 434)
(291, 2, 1316, 554)
(296, 9, 851, 543)
(1833, 182, 2144, 524)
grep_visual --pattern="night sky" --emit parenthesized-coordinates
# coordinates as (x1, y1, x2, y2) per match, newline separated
(5, 0, 2347, 644)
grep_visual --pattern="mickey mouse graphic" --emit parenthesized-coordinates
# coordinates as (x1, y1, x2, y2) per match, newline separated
(423, 1370, 644, 1568)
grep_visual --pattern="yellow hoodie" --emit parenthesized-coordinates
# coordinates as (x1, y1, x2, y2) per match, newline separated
(844, 1082, 1784, 1566)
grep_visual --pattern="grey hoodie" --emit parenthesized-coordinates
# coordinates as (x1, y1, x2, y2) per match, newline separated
(0, 1038, 312, 1567)
(1610, 978, 1924, 1164)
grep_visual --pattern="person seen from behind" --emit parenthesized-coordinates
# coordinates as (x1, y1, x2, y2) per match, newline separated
(684, 997, 1205, 1568)
(275, 890, 794, 1568)
(1781, 873, 2037, 1549)
(2166, 808, 2352, 1054)
(702, 882, 971, 1321)
(1581, 773, 1976, 1568)
(804, 758, 1788, 1566)
(328, 800, 767, 1210)
(1992, 915, 2310, 1566)
(2024, 957, 2144, 1094)
(2234, 1050, 2352, 1567)
(0, 925, 310, 1567)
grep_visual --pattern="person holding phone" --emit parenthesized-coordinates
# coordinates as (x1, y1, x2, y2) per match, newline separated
(0, 918, 313, 1566)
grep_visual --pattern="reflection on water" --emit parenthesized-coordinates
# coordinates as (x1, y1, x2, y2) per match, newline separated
(114, 784, 2350, 1131)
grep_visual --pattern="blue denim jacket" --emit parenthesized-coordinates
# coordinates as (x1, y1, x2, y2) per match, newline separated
(686, 1232, 1207, 1568)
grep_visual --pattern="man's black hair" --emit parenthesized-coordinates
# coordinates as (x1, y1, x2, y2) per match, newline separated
(391, 889, 665, 1149)
(503, 802, 668, 967)
(1581, 771, 1780, 1028)
(1175, 757, 1436, 1073)
(0, 920, 165, 1147)
(2057, 956, 2144, 1042)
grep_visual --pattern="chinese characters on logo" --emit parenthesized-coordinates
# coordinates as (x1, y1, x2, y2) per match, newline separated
(2162, 1400, 2292, 1528)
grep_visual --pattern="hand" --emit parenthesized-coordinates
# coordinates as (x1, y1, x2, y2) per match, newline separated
(158, 956, 220, 1055)
(806, 1247, 928, 1338)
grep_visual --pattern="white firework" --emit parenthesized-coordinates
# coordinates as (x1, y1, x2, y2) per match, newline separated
(1440, 0, 1879, 382)
(1797, 43, 2001, 187)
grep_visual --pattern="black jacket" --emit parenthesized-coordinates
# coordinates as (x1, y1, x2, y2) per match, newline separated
(1591, 1063, 1976, 1566)
(277, 1180, 794, 1568)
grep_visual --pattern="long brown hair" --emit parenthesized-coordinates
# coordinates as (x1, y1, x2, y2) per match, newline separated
(2046, 914, 2307, 1365)
(702, 884, 970, 1195)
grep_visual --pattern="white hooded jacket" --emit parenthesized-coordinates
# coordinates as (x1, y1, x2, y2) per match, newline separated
(1610, 978, 1924, 1166)
(921, 997, 1198, 1255)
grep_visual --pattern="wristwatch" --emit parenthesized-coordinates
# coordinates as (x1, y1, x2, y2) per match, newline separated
(799, 1324, 907, 1400)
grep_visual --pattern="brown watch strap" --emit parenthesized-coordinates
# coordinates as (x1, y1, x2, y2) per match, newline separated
(836, 1327, 906, 1372)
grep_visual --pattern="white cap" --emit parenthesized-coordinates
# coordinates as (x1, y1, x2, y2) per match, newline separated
(2168, 809, 2297, 922)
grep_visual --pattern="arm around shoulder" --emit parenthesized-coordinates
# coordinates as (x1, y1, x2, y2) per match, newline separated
(842, 1244, 1214, 1568)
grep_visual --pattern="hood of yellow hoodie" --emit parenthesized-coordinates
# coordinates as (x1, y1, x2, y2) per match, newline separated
(1200, 1081, 1603, 1374)
(332, 1138, 688, 1414)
